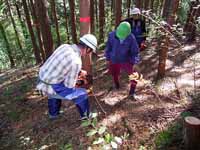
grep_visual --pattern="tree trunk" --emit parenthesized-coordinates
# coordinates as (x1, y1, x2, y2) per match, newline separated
(167, 0, 180, 26)
(135, 0, 142, 9)
(95, 0, 99, 29)
(80, 0, 92, 74)
(35, 0, 54, 59)
(184, 1, 197, 32)
(111, 0, 115, 26)
(15, 2, 28, 39)
(90, 0, 95, 33)
(162, 0, 172, 19)
(127, 0, 131, 18)
(115, 0, 121, 27)
(144, 0, 150, 10)
(0, 23, 15, 68)
(99, 0, 105, 43)
(184, 116, 200, 150)
(29, 0, 46, 61)
(5, 0, 26, 59)
(157, 33, 169, 79)
(69, 0, 78, 43)
(22, 0, 42, 64)
(63, 0, 70, 42)
(151, 0, 154, 12)
(50, 0, 61, 46)
(184, 1, 199, 43)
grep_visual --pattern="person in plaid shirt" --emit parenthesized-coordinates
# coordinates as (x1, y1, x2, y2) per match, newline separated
(36, 34, 97, 120)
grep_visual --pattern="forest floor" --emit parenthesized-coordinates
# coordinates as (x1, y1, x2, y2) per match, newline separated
(0, 37, 200, 150)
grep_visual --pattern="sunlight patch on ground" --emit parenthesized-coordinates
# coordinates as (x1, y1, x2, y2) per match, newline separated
(182, 44, 196, 51)
(102, 89, 128, 106)
(100, 112, 125, 127)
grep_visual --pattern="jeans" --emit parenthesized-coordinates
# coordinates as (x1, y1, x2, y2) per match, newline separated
(48, 82, 89, 118)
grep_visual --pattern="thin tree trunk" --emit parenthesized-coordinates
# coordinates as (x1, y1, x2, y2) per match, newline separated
(5, 0, 26, 59)
(168, 0, 180, 26)
(99, 0, 105, 43)
(15, 2, 28, 39)
(29, 0, 46, 61)
(0, 23, 15, 68)
(90, 0, 95, 33)
(151, 0, 154, 12)
(63, 0, 70, 42)
(162, 0, 172, 19)
(157, 33, 169, 79)
(144, 0, 150, 10)
(186, 6, 199, 42)
(69, 0, 78, 43)
(135, 0, 142, 9)
(22, 0, 42, 64)
(95, 0, 98, 29)
(127, 0, 131, 18)
(115, 0, 121, 27)
(35, 0, 54, 59)
(50, 0, 61, 46)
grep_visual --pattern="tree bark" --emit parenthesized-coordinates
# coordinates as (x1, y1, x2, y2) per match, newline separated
(99, 0, 105, 43)
(151, 0, 154, 12)
(184, 116, 200, 150)
(63, 0, 70, 42)
(15, 2, 28, 39)
(0, 22, 15, 68)
(95, 0, 99, 29)
(68, 0, 78, 43)
(115, 0, 121, 27)
(50, 0, 61, 46)
(135, 0, 142, 9)
(90, 0, 95, 33)
(162, 0, 172, 19)
(5, 0, 26, 59)
(29, 0, 46, 61)
(157, 33, 169, 79)
(144, 0, 150, 10)
(167, 0, 180, 26)
(22, 0, 42, 64)
(127, 0, 131, 18)
(80, 0, 92, 74)
(35, 0, 54, 59)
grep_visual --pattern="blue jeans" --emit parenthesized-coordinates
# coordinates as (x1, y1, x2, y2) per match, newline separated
(48, 82, 89, 118)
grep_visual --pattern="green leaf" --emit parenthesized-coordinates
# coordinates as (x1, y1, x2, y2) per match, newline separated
(86, 129, 97, 137)
(111, 141, 118, 149)
(81, 120, 91, 127)
(105, 133, 112, 143)
(93, 137, 104, 145)
(98, 126, 107, 135)
(91, 118, 97, 127)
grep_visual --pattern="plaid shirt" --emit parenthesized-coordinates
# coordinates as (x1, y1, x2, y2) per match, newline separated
(36, 44, 82, 95)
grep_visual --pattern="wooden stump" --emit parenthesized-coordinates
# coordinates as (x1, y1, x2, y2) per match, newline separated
(184, 116, 200, 150)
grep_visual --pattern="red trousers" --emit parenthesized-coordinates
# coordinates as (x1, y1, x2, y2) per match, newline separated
(108, 62, 137, 94)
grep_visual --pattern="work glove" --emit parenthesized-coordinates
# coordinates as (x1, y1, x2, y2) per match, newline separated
(76, 70, 93, 88)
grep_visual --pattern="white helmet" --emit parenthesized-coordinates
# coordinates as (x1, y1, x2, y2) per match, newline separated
(80, 34, 97, 53)
(130, 8, 141, 15)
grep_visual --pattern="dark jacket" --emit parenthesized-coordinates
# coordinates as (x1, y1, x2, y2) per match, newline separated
(105, 31, 140, 64)
(123, 18, 146, 45)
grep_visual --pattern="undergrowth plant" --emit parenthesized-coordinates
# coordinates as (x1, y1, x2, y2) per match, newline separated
(81, 113, 128, 149)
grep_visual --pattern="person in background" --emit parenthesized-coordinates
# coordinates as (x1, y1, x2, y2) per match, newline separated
(123, 7, 147, 51)
(105, 21, 140, 98)
(36, 34, 97, 120)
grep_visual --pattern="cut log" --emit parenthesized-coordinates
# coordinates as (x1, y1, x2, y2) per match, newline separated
(184, 116, 200, 150)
